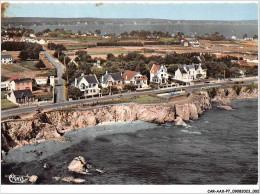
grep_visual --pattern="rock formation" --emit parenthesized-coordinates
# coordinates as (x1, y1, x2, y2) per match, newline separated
(1, 87, 257, 151)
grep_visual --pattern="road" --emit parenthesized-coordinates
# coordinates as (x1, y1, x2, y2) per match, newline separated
(1, 77, 257, 118)
(43, 50, 66, 103)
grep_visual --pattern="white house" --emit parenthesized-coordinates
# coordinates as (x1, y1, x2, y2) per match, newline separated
(150, 64, 169, 84)
(1, 54, 13, 64)
(73, 74, 100, 96)
(174, 64, 207, 83)
(122, 70, 148, 88)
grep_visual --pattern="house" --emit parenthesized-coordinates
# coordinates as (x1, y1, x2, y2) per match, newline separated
(100, 71, 123, 89)
(174, 64, 206, 83)
(1, 81, 9, 90)
(1, 54, 13, 64)
(122, 70, 148, 88)
(150, 64, 169, 84)
(73, 74, 100, 96)
(239, 60, 248, 66)
(182, 40, 189, 47)
(7, 89, 35, 105)
(34, 77, 48, 86)
(92, 60, 102, 69)
(231, 35, 237, 40)
(9, 78, 33, 91)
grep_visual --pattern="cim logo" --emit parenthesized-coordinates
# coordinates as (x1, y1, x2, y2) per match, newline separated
(5, 173, 30, 183)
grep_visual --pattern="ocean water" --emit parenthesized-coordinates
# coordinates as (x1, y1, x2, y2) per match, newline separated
(1, 99, 258, 184)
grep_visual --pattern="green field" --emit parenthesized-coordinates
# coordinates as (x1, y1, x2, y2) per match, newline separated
(1, 98, 18, 110)
(20, 61, 38, 71)
(1, 64, 26, 72)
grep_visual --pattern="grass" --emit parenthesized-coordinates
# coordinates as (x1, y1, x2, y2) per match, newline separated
(19, 61, 39, 71)
(1, 64, 26, 72)
(36, 68, 57, 77)
(1, 99, 18, 110)
(66, 45, 88, 50)
(86, 94, 165, 107)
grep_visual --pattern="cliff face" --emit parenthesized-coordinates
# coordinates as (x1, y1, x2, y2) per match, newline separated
(1, 87, 257, 151)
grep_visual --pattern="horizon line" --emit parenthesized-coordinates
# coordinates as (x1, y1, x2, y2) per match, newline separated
(3, 16, 258, 21)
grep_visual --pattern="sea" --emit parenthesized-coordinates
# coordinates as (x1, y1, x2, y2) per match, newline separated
(1, 98, 258, 184)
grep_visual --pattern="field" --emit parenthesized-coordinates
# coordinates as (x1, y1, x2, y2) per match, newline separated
(20, 61, 38, 71)
(1, 91, 18, 110)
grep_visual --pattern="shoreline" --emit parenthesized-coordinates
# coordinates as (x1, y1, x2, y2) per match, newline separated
(1, 86, 258, 154)
(2, 97, 258, 165)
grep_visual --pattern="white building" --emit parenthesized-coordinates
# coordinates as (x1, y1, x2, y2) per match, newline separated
(122, 70, 148, 88)
(150, 64, 169, 84)
(1, 54, 13, 64)
(73, 74, 100, 96)
(174, 64, 207, 83)
(34, 77, 48, 85)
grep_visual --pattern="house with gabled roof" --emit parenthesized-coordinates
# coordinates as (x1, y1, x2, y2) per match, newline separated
(73, 73, 100, 96)
(100, 71, 123, 89)
(122, 70, 148, 88)
(7, 89, 35, 105)
(174, 64, 206, 83)
(150, 64, 169, 84)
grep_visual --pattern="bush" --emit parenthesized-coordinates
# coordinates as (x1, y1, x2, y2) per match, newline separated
(36, 60, 46, 69)
(123, 83, 136, 91)
(68, 86, 83, 99)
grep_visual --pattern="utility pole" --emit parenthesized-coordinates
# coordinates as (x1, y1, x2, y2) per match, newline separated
(52, 81, 55, 103)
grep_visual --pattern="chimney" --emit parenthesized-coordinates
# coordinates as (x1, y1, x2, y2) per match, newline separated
(126, 76, 128, 80)
(106, 71, 108, 74)
(81, 73, 84, 77)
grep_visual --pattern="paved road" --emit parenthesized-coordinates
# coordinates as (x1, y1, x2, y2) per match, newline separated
(1, 77, 257, 118)
(43, 50, 66, 103)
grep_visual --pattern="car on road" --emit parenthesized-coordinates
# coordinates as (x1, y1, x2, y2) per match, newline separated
(35, 107, 43, 113)
(8, 115, 21, 120)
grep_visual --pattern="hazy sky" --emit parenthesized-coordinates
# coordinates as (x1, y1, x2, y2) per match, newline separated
(5, 2, 258, 20)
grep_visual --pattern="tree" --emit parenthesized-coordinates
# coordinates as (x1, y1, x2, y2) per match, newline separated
(95, 29, 101, 35)
(19, 50, 29, 60)
(35, 60, 46, 69)
(242, 33, 248, 39)
(123, 83, 136, 91)
(252, 35, 258, 40)
(68, 86, 83, 99)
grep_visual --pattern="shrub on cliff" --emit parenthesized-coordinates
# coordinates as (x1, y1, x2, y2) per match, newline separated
(207, 88, 217, 98)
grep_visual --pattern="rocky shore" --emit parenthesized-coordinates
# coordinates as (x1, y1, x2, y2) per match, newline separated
(1, 86, 258, 153)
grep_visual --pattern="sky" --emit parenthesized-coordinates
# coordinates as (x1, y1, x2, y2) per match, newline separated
(4, 2, 259, 20)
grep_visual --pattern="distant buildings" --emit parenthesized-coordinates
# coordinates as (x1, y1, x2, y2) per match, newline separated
(150, 64, 169, 84)
(1, 54, 13, 64)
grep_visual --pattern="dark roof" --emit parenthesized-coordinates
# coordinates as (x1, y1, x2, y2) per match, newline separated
(179, 68, 188, 74)
(13, 89, 34, 99)
(101, 72, 122, 84)
(110, 72, 122, 81)
(12, 78, 33, 83)
(84, 75, 98, 84)
(1, 54, 13, 59)
(77, 75, 98, 84)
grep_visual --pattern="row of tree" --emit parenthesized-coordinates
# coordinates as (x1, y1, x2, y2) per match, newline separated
(1, 42, 43, 60)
